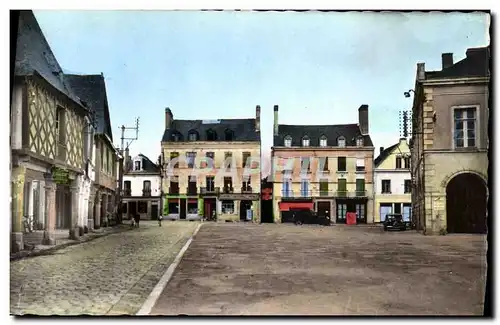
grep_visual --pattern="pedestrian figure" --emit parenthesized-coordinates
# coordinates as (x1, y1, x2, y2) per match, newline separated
(158, 214, 162, 227)
(134, 213, 140, 228)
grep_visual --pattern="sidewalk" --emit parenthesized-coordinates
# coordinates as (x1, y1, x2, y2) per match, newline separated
(10, 225, 133, 262)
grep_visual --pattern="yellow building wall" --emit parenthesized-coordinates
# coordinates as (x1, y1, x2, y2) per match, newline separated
(377, 140, 410, 170)
(373, 195, 411, 223)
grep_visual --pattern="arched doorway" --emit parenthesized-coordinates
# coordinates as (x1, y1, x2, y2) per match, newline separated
(446, 173, 487, 234)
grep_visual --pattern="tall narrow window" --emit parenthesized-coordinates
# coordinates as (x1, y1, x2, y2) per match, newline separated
(356, 158, 365, 172)
(404, 157, 411, 169)
(242, 151, 251, 168)
(337, 179, 347, 196)
(356, 179, 365, 196)
(337, 157, 347, 172)
(186, 152, 196, 168)
(170, 152, 179, 168)
(301, 157, 310, 172)
(321, 157, 329, 171)
(302, 136, 310, 147)
(282, 180, 291, 197)
(337, 136, 346, 148)
(396, 157, 402, 169)
(404, 180, 412, 193)
(382, 180, 391, 194)
(319, 135, 327, 147)
(454, 107, 477, 148)
(224, 152, 233, 169)
(206, 176, 215, 191)
(205, 152, 215, 168)
(319, 180, 329, 196)
(300, 180, 309, 197)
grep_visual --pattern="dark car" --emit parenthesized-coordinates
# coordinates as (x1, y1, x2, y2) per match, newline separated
(383, 213, 407, 231)
(293, 210, 331, 226)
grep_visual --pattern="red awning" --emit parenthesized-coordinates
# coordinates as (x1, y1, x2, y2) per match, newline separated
(168, 198, 178, 203)
(279, 202, 314, 211)
(188, 199, 198, 203)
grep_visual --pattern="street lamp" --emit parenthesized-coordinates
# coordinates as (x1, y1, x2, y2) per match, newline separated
(404, 89, 415, 98)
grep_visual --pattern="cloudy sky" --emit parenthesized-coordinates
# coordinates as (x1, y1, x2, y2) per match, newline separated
(34, 10, 489, 175)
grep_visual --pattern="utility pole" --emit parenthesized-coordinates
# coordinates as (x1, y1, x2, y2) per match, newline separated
(116, 117, 140, 224)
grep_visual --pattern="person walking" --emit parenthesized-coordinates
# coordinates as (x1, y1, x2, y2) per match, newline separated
(134, 213, 140, 228)
(158, 214, 162, 227)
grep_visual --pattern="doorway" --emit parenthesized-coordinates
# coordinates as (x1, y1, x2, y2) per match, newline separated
(179, 198, 187, 219)
(336, 200, 347, 224)
(446, 173, 487, 234)
(204, 198, 217, 220)
(317, 201, 331, 218)
(129, 201, 137, 218)
(151, 204, 159, 220)
(379, 203, 392, 222)
(240, 200, 252, 221)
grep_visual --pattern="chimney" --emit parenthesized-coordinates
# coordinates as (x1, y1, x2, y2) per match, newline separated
(255, 105, 261, 132)
(417, 62, 426, 81)
(165, 107, 173, 129)
(380, 147, 384, 155)
(441, 53, 453, 69)
(358, 104, 369, 136)
(273, 105, 279, 136)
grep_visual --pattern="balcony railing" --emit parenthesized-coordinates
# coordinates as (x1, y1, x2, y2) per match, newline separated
(222, 186, 234, 194)
(123, 189, 131, 197)
(186, 186, 198, 195)
(169, 188, 180, 195)
(241, 186, 253, 193)
(200, 187, 220, 195)
(279, 190, 369, 198)
(281, 190, 313, 199)
(142, 189, 152, 197)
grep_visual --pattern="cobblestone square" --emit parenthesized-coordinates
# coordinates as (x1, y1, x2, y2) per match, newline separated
(10, 221, 199, 316)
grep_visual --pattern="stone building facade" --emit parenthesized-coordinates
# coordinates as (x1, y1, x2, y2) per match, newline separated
(160, 107, 261, 222)
(410, 46, 489, 235)
(271, 105, 375, 224)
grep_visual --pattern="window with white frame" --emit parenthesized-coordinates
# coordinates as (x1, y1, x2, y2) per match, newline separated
(319, 135, 327, 147)
(356, 136, 364, 147)
(134, 160, 141, 171)
(221, 200, 234, 214)
(356, 158, 365, 172)
(454, 107, 477, 148)
(284, 135, 292, 147)
(302, 136, 310, 147)
(337, 136, 346, 147)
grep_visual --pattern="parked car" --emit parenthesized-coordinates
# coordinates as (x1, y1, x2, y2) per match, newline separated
(383, 213, 407, 231)
(293, 210, 331, 226)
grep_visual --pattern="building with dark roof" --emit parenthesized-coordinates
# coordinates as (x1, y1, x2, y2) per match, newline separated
(11, 10, 93, 252)
(270, 104, 375, 224)
(160, 106, 261, 222)
(121, 149, 162, 220)
(65, 73, 119, 230)
(409, 46, 489, 235)
(373, 138, 412, 223)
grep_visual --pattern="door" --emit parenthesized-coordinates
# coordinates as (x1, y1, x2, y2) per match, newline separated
(317, 201, 330, 217)
(394, 203, 402, 215)
(355, 203, 366, 224)
(380, 204, 392, 222)
(151, 204, 159, 220)
(402, 204, 411, 223)
(446, 173, 487, 233)
(129, 201, 137, 217)
(336, 202, 347, 223)
(179, 198, 187, 219)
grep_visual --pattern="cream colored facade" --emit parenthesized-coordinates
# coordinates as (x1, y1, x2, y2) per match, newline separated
(373, 138, 412, 223)
(271, 147, 375, 223)
(161, 141, 261, 222)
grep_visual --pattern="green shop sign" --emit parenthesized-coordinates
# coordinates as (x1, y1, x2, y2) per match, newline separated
(52, 167, 70, 185)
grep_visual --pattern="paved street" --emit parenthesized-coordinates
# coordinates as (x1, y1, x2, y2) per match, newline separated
(150, 223, 487, 315)
(10, 221, 199, 316)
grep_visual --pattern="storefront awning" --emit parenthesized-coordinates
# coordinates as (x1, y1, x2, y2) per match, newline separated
(279, 202, 314, 211)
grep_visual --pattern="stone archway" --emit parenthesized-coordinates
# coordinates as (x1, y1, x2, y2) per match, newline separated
(446, 172, 487, 234)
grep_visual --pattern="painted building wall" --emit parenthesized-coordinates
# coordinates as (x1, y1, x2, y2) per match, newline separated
(123, 174, 162, 197)
(271, 147, 374, 223)
(373, 139, 411, 222)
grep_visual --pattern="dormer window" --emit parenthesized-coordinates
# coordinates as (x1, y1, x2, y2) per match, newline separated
(319, 135, 327, 147)
(188, 130, 199, 141)
(356, 136, 364, 147)
(206, 129, 218, 141)
(337, 136, 346, 148)
(171, 131, 182, 142)
(134, 160, 141, 171)
(225, 129, 235, 141)
(284, 135, 292, 147)
(302, 136, 310, 147)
